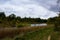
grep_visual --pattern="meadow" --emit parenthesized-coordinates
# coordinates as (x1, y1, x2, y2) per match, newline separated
(0, 25, 54, 40)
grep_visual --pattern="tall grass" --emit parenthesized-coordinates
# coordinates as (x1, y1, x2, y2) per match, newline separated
(14, 27, 53, 40)
(0, 25, 54, 40)
(15, 26, 53, 40)
(51, 31, 60, 40)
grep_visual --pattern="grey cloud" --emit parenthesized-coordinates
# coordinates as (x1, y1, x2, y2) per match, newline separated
(33, 0, 60, 12)
(0, 0, 59, 19)
(0, 0, 10, 4)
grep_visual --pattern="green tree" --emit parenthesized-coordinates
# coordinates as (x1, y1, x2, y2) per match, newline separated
(7, 14, 16, 27)
(0, 12, 6, 19)
(47, 18, 56, 24)
(54, 12, 60, 31)
(8, 14, 16, 20)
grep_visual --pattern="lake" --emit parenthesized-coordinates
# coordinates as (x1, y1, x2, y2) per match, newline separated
(31, 23, 47, 27)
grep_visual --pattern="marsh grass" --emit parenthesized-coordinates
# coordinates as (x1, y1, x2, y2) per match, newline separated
(0, 25, 54, 40)
(14, 27, 53, 40)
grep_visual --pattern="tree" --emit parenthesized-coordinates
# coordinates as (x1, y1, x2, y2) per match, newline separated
(7, 14, 16, 21)
(54, 11, 60, 31)
(58, 11, 60, 17)
(47, 17, 56, 24)
(7, 14, 16, 27)
(0, 12, 6, 19)
(8, 14, 16, 19)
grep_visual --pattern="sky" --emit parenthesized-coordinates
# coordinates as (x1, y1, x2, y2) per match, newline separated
(0, 0, 60, 19)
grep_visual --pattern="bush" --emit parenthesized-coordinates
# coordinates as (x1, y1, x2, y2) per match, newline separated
(17, 23, 30, 27)
(17, 24, 24, 27)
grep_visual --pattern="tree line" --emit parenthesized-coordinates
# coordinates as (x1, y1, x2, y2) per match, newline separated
(0, 12, 47, 27)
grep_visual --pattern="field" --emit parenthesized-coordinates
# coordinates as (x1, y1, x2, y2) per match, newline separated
(0, 25, 53, 40)
(0, 25, 59, 40)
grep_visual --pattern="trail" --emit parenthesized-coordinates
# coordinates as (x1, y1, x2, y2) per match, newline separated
(48, 35, 51, 40)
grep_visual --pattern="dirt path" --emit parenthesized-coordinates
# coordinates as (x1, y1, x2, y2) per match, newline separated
(48, 35, 51, 40)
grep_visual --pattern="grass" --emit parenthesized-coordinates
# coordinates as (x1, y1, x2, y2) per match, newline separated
(16, 23, 31, 27)
(0, 25, 57, 40)
(16, 27, 53, 40)
(51, 31, 60, 40)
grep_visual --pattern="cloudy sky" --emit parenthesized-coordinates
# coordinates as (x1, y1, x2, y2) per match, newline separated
(0, 0, 60, 19)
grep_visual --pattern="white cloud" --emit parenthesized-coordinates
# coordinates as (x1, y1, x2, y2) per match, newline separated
(0, 0, 58, 19)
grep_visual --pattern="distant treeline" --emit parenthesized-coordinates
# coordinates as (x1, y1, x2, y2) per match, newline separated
(0, 12, 47, 27)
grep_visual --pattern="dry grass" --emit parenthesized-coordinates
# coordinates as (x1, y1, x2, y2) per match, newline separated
(0, 26, 47, 38)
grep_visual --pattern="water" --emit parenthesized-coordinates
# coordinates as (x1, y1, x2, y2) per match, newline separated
(31, 23, 47, 27)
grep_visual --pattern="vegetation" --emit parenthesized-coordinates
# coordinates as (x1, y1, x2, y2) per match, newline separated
(0, 26, 53, 40)
(47, 12, 60, 40)
(51, 32, 60, 40)
(14, 27, 53, 40)
(47, 12, 60, 31)
(0, 12, 47, 28)
(0, 11, 60, 40)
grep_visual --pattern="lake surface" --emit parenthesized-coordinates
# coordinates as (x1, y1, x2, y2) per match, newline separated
(31, 23, 47, 27)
